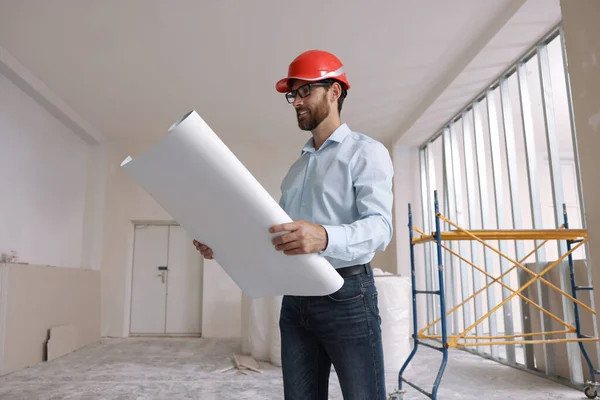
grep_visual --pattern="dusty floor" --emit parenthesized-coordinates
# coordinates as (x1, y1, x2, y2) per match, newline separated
(0, 337, 590, 399)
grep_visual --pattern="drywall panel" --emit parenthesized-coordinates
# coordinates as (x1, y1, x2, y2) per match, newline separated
(0, 264, 100, 376)
(47, 324, 78, 362)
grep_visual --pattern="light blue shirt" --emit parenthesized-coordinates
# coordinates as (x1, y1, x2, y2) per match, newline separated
(279, 123, 394, 269)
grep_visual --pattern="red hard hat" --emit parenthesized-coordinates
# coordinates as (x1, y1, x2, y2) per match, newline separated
(275, 50, 351, 93)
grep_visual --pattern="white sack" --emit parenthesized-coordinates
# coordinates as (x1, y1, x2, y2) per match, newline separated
(374, 270, 413, 372)
(269, 296, 283, 367)
(247, 298, 272, 361)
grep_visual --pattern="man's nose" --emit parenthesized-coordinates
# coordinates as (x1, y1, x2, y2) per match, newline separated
(293, 95, 304, 108)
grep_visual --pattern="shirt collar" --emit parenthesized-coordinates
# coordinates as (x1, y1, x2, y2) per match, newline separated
(301, 123, 351, 154)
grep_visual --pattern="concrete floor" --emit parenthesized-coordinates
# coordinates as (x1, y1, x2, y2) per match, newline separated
(0, 337, 590, 399)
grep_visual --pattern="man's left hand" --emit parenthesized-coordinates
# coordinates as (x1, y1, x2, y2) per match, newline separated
(270, 220, 328, 255)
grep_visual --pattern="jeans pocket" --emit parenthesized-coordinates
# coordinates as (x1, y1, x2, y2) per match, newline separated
(327, 278, 364, 302)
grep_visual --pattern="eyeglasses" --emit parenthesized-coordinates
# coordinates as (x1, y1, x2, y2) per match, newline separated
(285, 82, 331, 104)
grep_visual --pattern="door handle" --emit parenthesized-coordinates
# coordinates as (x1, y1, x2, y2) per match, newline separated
(157, 266, 168, 284)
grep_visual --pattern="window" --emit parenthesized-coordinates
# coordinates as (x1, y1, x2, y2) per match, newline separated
(418, 27, 594, 382)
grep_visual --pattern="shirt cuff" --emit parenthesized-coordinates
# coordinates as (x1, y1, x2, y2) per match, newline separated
(320, 225, 347, 257)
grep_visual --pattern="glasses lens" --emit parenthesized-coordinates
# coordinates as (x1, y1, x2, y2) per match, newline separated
(285, 92, 295, 103)
(298, 85, 311, 98)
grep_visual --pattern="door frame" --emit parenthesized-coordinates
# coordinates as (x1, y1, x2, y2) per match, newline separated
(126, 220, 204, 337)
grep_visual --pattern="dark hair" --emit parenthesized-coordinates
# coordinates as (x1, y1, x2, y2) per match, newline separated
(321, 78, 347, 115)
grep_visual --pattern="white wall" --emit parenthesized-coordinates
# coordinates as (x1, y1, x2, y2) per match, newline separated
(0, 67, 104, 376)
(392, 146, 422, 277)
(561, 0, 600, 365)
(202, 260, 242, 338)
(368, 142, 398, 274)
(391, 145, 425, 328)
(80, 144, 109, 270)
(0, 71, 94, 268)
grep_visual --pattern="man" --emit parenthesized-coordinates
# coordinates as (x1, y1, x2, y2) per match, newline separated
(194, 49, 394, 399)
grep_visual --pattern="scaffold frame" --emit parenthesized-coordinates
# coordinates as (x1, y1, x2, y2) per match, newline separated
(389, 190, 599, 400)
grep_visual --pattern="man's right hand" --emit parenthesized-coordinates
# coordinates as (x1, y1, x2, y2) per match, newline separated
(193, 240, 214, 260)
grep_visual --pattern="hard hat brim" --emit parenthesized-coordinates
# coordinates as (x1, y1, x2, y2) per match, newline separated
(275, 77, 292, 93)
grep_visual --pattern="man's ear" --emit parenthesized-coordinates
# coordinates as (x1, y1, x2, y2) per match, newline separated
(331, 82, 342, 103)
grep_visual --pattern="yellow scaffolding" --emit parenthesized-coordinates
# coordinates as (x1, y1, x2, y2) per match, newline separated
(414, 215, 593, 348)
(397, 192, 599, 399)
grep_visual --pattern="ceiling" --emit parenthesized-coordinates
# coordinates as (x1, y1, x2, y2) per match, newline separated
(399, 0, 562, 147)
(0, 0, 561, 151)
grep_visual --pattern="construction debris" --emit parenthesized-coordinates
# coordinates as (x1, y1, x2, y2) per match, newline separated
(214, 353, 262, 375)
(233, 353, 261, 373)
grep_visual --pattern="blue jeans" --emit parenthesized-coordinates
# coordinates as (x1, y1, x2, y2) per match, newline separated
(279, 267, 386, 400)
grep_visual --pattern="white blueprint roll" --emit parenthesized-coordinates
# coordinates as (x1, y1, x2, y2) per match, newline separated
(121, 110, 343, 298)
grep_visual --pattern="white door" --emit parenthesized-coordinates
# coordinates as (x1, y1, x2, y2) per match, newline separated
(130, 224, 203, 335)
(130, 225, 169, 334)
(166, 225, 203, 334)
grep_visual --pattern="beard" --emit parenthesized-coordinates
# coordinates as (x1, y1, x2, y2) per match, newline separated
(296, 98, 330, 131)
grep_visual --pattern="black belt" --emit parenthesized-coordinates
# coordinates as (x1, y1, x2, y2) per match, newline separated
(336, 263, 371, 278)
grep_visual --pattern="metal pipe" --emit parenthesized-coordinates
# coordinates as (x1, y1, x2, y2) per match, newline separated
(442, 129, 458, 334)
(517, 59, 554, 374)
(398, 203, 420, 393)
(432, 191, 449, 399)
(462, 110, 485, 348)
(499, 76, 533, 368)
(473, 99, 499, 357)
(538, 41, 583, 382)
(419, 148, 435, 329)
(486, 88, 516, 363)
